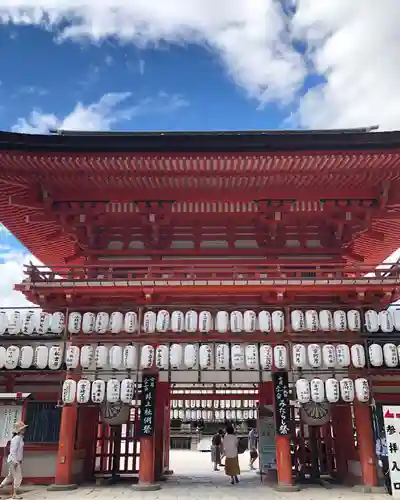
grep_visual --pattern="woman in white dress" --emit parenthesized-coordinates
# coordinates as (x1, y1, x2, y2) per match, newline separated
(0, 421, 27, 499)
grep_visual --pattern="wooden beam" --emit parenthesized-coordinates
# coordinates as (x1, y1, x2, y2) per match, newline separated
(8, 195, 44, 210)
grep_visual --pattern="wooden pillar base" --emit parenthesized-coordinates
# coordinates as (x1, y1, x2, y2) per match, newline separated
(47, 484, 78, 491)
(132, 482, 161, 491)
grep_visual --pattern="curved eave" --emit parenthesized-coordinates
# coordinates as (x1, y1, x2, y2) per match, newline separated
(1, 128, 400, 153)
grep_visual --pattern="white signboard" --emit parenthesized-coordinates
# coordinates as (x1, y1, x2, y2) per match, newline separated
(0, 405, 22, 447)
(383, 406, 400, 497)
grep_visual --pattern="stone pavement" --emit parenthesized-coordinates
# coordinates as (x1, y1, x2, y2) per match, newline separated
(2, 451, 388, 500)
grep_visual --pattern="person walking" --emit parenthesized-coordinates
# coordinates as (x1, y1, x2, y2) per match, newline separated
(376, 435, 391, 494)
(211, 429, 224, 471)
(0, 421, 27, 499)
(248, 427, 259, 470)
(223, 425, 240, 484)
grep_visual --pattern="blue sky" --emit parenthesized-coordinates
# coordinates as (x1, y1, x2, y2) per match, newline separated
(0, 1, 398, 306)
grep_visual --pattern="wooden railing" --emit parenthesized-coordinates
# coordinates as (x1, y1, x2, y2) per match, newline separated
(22, 262, 400, 283)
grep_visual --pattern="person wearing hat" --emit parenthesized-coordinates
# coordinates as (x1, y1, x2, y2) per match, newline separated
(0, 421, 27, 499)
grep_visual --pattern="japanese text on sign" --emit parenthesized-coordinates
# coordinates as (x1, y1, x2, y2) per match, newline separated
(139, 375, 157, 437)
(273, 372, 290, 436)
(383, 406, 400, 497)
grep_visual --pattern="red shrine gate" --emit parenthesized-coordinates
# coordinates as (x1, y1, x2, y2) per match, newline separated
(3, 129, 400, 490)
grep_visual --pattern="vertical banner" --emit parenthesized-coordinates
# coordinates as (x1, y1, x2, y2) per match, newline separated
(139, 375, 157, 437)
(272, 372, 290, 436)
(383, 406, 400, 496)
(258, 405, 277, 472)
(0, 406, 22, 446)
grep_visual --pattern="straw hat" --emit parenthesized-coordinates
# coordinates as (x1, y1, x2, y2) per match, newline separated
(13, 421, 27, 433)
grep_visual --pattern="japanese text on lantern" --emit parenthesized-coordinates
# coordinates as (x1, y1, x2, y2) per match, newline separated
(273, 372, 290, 436)
(139, 375, 157, 437)
(383, 406, 400, 497)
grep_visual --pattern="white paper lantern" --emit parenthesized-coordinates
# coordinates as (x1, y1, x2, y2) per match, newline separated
(0, 311, 8, 335)
(244, 311, 257, 333)
(274, 345, 288, 370)
(34, 345, 48, 369)
(65, 345, 80, 369)
(76, 379, 91, 404)
(214, 311, 229, 333)
(109, 312, 123, 334)
(305, 310, 319, 331)
(198, 311, 212, 333)
(383, 343, 398, 368)
(292, 344, 307, 369)
(91, 380, 106, 403)
(22, 311, 36, 335)
(156, 345, 169, 369)
(325, 378, 340, 403)
(333, 310, 347, 331)
(95, 312, 109, 334)
(156, 310, 170, 333)
(62, 379, 77, 404)
(170, 344, 183, 369)
(307, 344, 322, 368)
(123, 345, 137, 370)
(184, 344, 197, 369)
(310, 378, 325, 403)
(68, 312, 82, 334)
(95, 345, 108, 369)
(0, 347, 6, 369)
(143, 311, 157, 333)
(351, 344, 366, 368)
(392, 308, 400, 332)
(82, 312, 96, 334)
(340, 378, 355, 402)
(78, 345, 93, 369)
(245, 345, 259, 370)
(37, 312, 51, 335)
(106, 379, 121, 403)
(8, 312, 21, 335)
(243, 410, 249, 420)
(347, 310, 361, 331)
(355, 378, 370, 403)
(121, 379, 135, 404)
(379, 311, 394, 333)
(336, 344, 351, 367)
(202, 410, 208, 420)
(319, 310, 333, 331)
(258, 311, 271, 333)
(260, 344, 273, 370)
(368, 343, 383, 368)
(199, 345, 213, 369)
(365, 310, 379, 333)
(185, 310, 198, 333)
(141, 345, 155, 369)
(231, 344, 245, 369)
(49, 345, 63, 370)
(291, 310, 305, 332)
(51, 312, 65, 334)
(109, 345, 123, 370)
(4, 345, 19, 370)
(272, 311, 285, 333)
(230, 311, 243, 333)
(322, 345, 336, 368)
(237, 410, 243, 420)
(124, 312, 138, 333)
(19, 346, 34, 369)
(295, 378, 311, 404)
(171, 311, 185, 332)
(215, 344, 230, 370)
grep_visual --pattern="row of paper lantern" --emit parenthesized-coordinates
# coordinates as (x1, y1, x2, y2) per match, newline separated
(63, 378, 134, 404)
(170, 409, 257, 421)
(171, 399, 257, 409)
(2, 309, 399, 335)
(3, 342, 400, 371)
(295, 377, 370, 404)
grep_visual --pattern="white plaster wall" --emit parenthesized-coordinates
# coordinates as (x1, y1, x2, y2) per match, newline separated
(348, 460, 362, 477)
(2, 451, 57, 479)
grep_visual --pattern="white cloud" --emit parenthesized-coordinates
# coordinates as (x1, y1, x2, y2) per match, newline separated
(0, 0, 306, 105)
(292, 0, 400, 130)
(12, 91, 188, 133)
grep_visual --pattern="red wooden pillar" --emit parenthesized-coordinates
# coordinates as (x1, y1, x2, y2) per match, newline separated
(354, 404, 377, 489)
(258, 381, 273, 406)
(331, 405, 353, 482)
(133, 371, 161, 491)
(48, 383, 79, 491)
(76, 406, 99, 481)
(163, 387, 173, 475)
